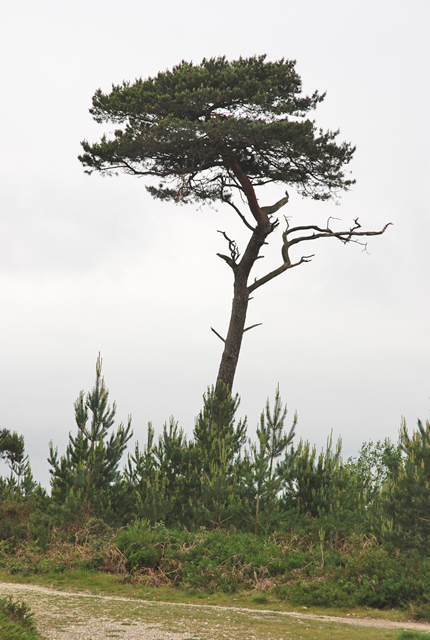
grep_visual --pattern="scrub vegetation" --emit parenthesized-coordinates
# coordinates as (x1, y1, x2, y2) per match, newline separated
(2, 356, 430, 636)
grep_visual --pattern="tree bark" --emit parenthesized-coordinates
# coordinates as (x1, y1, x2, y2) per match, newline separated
(215, 155, 278, 390)
(216, 224, 270, 390)
(216, 272, 249, 391)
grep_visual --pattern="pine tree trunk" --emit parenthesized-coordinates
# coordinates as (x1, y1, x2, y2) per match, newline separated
(255, 492, 260, 536)
(216, 271, 249, 390)
(216, 223, 270, 390)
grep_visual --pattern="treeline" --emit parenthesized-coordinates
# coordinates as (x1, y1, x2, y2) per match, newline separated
(1, 357, 430, 614)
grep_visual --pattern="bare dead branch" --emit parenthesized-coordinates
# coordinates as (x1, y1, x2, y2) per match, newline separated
(211, 327, 226, 343)
(260, 190, 290, 217)
(217, 253, 236, 270)
(270, 217, 281, 233)
(287, 221, 392, 249)
(326, 216, 341, 229)
(217, 230, 240, 271)
(243, 322, 263, 333)
(248, 218, 391, 295)
(248, 254, 314, 293)
(221, 194, 255, 230)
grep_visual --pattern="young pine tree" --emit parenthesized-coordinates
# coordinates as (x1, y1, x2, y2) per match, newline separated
(125, 419, 191, 526)
(242, 387, 296, 534)
(0, 428, 37, 497)
(48, 355, 132, 520)
(381, 413, 430, 551)
(191, 383, 247, 528)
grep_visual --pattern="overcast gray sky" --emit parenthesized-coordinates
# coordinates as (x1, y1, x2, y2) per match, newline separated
(1, 0, 429, 488)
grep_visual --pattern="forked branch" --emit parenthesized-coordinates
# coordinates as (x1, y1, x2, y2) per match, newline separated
(248, 218, 391, 294)
(248, 254, 314, 293)
(217, 230, 240, 271)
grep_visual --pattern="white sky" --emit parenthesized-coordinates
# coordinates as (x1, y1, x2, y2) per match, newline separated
(1, 0, 429, 488)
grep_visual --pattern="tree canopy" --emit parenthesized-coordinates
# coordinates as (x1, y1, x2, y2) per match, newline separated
(79, 56, 389, 390)
(80, 55, 355, 211)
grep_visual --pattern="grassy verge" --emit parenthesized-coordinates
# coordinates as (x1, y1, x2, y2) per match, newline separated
(4, 522, 430, 620)
(3, 521, 430, 637)
(3, 572, 430, 640)
(0, 568, 419, 622)
(0, 582, 419, 640)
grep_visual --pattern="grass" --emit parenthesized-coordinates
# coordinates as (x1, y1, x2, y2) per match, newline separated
(0, 587, 406, 640)
(0, 569, 414, 622)
(2, 570, 430, 640)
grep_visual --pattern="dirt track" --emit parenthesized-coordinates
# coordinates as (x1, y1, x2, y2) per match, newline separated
(2, 580, 430, 639)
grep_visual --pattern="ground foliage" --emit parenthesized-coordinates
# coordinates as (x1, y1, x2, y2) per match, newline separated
(0, 595, 40, 640)
(1, 361, 430, 619)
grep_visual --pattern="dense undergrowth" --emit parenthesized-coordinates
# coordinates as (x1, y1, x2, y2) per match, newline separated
(2, 358, 430, 622)
(2, 517, 430, 620)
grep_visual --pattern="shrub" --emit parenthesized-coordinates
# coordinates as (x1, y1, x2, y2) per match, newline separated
(0, 596, 40, 640)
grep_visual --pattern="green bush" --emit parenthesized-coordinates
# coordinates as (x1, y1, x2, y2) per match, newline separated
(117, 522, 315, 592)
(274, 537, 430, 613)
(116, 519, 178, 571)
(0, 596, 40, 640)
(0, 518, 123, 576)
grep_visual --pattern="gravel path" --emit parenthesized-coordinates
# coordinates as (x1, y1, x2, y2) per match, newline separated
(2, 580, 430, 639)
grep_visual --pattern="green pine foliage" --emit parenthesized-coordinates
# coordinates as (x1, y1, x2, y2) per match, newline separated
(381, 415, 430, 551)
(280, 434, 370, 541)
(124, 419, 191, 525)
(0, 429, 37, 498)
(3, 354, 430, 617)
(0, 596, 40, 640)
(124, 383, 248, 529)
(48, 354, 132, 522)
(285, 434, 346, 516)
(241, 386, 296, 534)
(193, 383, 247, 470)
(79, 56, 355, 202)
(190, 383, 247, 528)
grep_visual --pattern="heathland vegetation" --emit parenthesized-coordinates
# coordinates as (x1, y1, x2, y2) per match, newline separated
(1, 356, 430, 633)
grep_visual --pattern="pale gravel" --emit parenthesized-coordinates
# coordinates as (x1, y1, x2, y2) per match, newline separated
(0, 582, 196, 640)
(2, 580, 430, 639)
